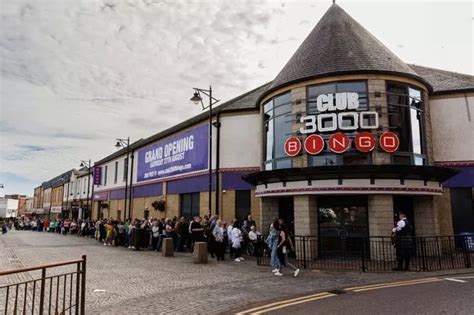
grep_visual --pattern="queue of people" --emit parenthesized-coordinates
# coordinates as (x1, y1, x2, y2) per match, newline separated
(15, 214, 265, 263)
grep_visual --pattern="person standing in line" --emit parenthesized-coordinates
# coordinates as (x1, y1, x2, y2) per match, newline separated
(227, 219, 235, 259)
(213, 219, 226, 261)
(190, 216, 205, 250)
(277, 223, 299, 277)
(232, 221, 244, 262)
(392, 212, 413, 271)
(151, 220, 160, 251)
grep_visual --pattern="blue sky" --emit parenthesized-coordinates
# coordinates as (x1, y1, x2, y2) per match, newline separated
(0, 0, 472, 196)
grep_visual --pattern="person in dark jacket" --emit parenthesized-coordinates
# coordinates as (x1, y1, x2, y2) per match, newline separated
(392, 212, 414, 271)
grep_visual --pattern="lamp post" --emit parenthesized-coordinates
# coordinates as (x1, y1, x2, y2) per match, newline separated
(190, 86, 219, 217)
(115, 137, 130, 221)
(80, 159, 91, 220)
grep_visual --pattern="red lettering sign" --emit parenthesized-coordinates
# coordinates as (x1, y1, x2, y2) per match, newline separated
(379, 131, 400, 153)
(284, 136, 302, 157)
(304, 134, 325, 155)
(328, 132, 350, 153)
(354, 132, 376, 153)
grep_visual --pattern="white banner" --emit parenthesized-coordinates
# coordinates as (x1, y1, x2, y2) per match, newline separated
(50, 206, 62, 213)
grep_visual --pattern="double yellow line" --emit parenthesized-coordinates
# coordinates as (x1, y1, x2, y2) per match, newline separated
(235, 292, 336, 315)
(236, 277, 442, 314)
(346, 277, 442, 292)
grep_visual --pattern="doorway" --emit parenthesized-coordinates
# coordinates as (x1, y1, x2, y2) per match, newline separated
(393, 196, 415, 235)
(278, 197, 294, 235)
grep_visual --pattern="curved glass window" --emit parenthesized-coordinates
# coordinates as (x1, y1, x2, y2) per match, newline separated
(263, 93, 292, 170)
(387, 82, 425, 165)
(307, 81, 371, 166)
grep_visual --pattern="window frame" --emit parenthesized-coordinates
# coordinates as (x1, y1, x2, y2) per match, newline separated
(386, 81, 426, 166)
(262, 91, 293, 170)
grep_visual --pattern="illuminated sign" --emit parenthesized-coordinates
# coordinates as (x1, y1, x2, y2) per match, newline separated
(283, 92, 399, 156)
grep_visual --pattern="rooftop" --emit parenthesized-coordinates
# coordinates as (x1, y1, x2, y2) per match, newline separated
(267, 3, 428, 95)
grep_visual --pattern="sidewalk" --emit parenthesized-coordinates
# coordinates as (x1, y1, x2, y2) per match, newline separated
(1, 230, 472, 314)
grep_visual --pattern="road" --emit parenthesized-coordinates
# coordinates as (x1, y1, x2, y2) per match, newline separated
(236, 274, 474, 314)
(1, 230, 472, 314)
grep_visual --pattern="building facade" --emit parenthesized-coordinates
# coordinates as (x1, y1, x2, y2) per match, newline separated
(33, 3, 473, 239)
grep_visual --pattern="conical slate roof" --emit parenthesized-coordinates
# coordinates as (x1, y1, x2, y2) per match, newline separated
(268, 3, 429, 93)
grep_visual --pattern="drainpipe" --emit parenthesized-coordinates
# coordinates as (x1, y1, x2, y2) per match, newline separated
(128, 150, 135, 220)
(214, 113, 222, 216)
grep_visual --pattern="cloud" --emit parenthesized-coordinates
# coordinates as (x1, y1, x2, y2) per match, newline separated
(0, 0, 471, 196)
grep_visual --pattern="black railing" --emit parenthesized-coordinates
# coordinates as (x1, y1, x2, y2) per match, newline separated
(257, 235, 474, 272)
(0, 255, 87, 314)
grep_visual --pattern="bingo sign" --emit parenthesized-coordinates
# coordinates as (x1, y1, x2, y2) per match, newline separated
(137, 124, 209, 182)
(283, 92, 400, 156)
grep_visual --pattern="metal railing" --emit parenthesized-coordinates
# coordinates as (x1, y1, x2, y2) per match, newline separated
(257, 235, 474, 272)
(0, 255, 87, 314)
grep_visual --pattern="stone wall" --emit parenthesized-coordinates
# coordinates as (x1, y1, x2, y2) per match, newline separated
(414, 196, 439, 236)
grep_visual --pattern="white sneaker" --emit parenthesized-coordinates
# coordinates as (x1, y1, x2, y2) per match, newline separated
(234, 258, 241, 262)
(272, 268, 279, 273)
(274, 272, 283, 276)
(239, 257, 245, 261)
(294, 269, 300, 277)
(103, 243, 107, 246)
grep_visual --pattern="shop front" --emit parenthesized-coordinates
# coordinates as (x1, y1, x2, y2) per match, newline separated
(244, 3, 460, 248)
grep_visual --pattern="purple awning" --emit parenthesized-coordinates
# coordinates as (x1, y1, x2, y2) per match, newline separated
(222, 172, 255, 190)
(167, 174, 216, 194)
(442, 166, 474, 188)
(133, 183, 163, 197)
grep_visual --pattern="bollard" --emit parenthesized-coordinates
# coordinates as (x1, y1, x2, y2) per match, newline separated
(162, 238, 174, 257)
(193, 242, 208, 264)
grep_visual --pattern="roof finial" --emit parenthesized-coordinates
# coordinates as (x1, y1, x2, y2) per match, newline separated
(333, 0, 336, 4)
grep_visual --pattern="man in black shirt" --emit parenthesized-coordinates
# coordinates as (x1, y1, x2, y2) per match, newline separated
(191, 216, 204, 244)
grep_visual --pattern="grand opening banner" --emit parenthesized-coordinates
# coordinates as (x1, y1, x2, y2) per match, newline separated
(137, 124, 208, 182)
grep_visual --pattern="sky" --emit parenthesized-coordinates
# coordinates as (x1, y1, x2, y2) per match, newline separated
(0, 0, 472, 196)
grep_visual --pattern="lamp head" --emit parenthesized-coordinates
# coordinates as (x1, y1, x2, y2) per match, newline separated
(190, 92, 202, 105)
(80, 162, 85, 167)
(115, 141, 122, 148)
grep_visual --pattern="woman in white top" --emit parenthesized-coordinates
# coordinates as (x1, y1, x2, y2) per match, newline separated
(213, 220, 226, 261)
(232, 221, 245, 262)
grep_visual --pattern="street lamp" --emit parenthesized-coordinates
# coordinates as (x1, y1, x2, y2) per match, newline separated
(80, 159, 92, 220)
(190, 86, 219, 217)
(116, 137, 130, 221)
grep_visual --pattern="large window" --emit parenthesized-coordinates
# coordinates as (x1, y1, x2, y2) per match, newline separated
(387, 82, 425, 165)
(114, 161, 118, 183)
(263, 92, 292, 170)
(180, 192, 200, 220)
(307, 81, 371, 166)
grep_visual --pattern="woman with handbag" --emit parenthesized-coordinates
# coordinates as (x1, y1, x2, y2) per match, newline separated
(277, 223, 300, 277)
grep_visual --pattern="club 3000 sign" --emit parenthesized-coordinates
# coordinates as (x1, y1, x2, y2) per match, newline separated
(283, 92, 399, 156)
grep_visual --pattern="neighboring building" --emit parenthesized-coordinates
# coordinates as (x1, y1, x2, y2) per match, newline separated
(35, 3, 474, 238)
(25, 197, 34, 215)
(5, 194, 27, 217)
(71, 168, 93, 219)
(41, 183, 52, 215)
(33, 185, 44, 215)
(0, 198, 19, 218)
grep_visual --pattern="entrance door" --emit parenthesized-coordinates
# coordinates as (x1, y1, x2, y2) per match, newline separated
(318, 196, 369, 256)
(278, 197, 294, 235)
(235, 190, 251, 223)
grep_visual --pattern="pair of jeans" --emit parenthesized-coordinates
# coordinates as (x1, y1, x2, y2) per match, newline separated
(271, 241, 280, 269)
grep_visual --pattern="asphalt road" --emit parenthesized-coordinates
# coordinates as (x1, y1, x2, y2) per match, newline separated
(236, 273, 474, 315)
